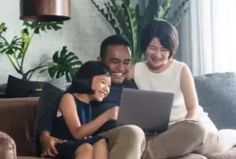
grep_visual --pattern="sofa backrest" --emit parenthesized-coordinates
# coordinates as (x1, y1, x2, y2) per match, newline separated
(194, 72, 236, 129)
(0, 97, 39, 156)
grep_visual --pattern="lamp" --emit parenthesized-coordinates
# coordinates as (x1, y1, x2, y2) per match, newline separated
(20, 0, 71, 21)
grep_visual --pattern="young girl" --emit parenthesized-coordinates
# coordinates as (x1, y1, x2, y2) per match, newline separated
(49, 61, 118, 159)
(128, 19, 236, 155)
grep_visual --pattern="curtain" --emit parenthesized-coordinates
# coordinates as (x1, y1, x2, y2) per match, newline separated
(185, 0, 236, 75)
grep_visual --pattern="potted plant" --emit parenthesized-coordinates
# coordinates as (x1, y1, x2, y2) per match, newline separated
(0, 21, 82, 82)
(91, 0, 189, 63)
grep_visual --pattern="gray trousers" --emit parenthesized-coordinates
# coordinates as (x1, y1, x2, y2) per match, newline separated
(102, 120, 205, 159)
(143, 120, 205, 159)
(101, 125, 146, 159)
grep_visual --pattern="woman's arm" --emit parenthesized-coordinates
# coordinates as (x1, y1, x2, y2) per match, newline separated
(180, 64, 199, 120)
(59, 93, 118, 140)
(126, 64, 135, 80)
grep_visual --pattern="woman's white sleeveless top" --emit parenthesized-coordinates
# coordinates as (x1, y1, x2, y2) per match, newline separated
(134, 60, 208, 125)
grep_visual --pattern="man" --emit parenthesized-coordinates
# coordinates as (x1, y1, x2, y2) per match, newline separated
(38, 34, 145, 159)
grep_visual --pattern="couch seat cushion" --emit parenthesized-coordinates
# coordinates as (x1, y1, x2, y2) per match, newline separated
(0, 131, 17, 159)
(206, 147, 236, 159)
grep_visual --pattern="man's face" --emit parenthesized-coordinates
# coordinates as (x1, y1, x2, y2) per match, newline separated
(103, 44, 131, 84)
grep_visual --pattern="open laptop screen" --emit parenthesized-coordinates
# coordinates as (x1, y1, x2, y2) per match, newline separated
(117, 88, 174, 133)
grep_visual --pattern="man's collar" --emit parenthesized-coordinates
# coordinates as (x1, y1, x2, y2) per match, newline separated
(111, 79, 137, 89)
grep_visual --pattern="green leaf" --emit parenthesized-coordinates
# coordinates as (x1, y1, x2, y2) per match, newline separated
(91, 0, 190, 63)
(23, 21, 63, 34)
(0, 21, 64, 80)
(48, 46, 82, 82)
(0, 22, 7, 35)
(0, 36, 22, 55)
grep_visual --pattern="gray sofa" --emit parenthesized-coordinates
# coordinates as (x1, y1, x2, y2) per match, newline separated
(181, 72, 236, 159)
(0, 72, 236, 159)
(195, 72, 236, 129)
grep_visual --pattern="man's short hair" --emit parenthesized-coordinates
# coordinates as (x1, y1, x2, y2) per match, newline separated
(100, 34, 130, 60)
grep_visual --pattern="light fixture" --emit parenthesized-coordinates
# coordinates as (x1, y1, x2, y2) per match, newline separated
(20, 0, 71, 21)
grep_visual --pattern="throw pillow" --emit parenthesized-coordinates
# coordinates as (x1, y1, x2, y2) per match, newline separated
(194, 72, 236, 129)
(5, 75, 66, 98)
(0, 83, 7, 97)
(5, 75, 43, 97)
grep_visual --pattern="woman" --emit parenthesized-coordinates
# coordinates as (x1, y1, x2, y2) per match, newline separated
(128, 19, 236, 155)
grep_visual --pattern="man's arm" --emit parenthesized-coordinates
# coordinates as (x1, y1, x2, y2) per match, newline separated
(36, 91, 63, 157)
(40, 130, 65, 157)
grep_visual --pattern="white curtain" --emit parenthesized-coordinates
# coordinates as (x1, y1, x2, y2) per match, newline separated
(188, 0, 236, 75)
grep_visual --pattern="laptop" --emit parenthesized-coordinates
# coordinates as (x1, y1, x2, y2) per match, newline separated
(117, 88, 174, 133)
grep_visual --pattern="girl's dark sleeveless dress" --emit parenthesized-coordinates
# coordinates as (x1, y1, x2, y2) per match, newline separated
(51, 97, 104, 159)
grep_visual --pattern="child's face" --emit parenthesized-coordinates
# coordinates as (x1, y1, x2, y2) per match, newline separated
(91, 74, 111, 101)
(145, 38, 170, 70)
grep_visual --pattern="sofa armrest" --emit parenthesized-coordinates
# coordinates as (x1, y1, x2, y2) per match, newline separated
(0, 131, 17, 159)
(0, 97, 39, 156)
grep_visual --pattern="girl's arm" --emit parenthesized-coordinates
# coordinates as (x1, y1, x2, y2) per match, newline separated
(180, 64, 199, 120)
(59, 93, 118, 140)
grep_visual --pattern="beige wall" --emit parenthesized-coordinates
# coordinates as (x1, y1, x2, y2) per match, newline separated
(0, 0, 114, 83)
(0, 0, 188, 84)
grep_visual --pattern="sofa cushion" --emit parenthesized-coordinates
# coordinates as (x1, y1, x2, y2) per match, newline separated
(5, 75, 43, 98)
(0, 131, 17, 159)
(5, 75, 66, 98)
(0, 83, 7, 97)
(0, 97, 39, 156)
(206, 147, 236, 159)
(194, 72, 236, 129)
(17, 156, 49, 159)
(178, 153, 207, 159)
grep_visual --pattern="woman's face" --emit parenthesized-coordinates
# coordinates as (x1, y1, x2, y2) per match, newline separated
(91, 74, 111, 101)
(145, 38, 170, 71)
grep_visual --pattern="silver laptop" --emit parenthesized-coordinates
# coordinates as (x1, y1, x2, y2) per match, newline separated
(117, 88, 174, 133)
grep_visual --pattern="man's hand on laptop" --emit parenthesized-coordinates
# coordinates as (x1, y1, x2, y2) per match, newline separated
(105, 106, 119, 120)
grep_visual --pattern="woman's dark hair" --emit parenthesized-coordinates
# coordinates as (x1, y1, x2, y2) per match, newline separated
(141, 19, 179, 58)
(100, 34, 130, 61)
(66, 61, 111, 94)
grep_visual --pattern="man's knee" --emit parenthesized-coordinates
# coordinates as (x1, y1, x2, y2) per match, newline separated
(102, 125, 146, 150)
(101, 125, 145, 159)
(102, 125, 145, 141)
(119, 125, 145, 142)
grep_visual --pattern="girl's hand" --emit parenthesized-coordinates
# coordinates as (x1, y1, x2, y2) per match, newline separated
(105, 106, 119, 120)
